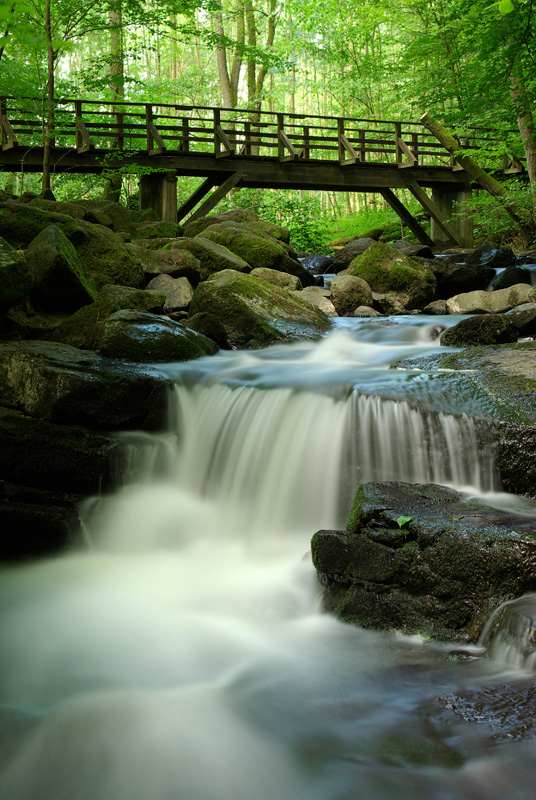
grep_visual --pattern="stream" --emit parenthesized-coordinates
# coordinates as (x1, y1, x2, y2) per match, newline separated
(1, 316, 536, 799)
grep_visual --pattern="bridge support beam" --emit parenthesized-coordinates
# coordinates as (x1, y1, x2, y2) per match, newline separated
(139, 171, 178, 222)
(430, 187, 473, 248)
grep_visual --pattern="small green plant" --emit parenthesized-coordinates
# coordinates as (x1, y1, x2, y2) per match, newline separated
(397, 515, 414, 529)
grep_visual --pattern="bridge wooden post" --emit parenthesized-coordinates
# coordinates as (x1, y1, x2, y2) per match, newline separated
(430, 186, 473, 248)
(139, 171, 177, 222)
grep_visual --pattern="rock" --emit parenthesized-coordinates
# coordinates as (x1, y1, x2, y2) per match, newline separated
(146, 274, 194, 312)
(299, 254, 334, 275)
(392, 241, 434, 259)
(241, 220, 291, 245)
(353, 306, 381, 317)
(311, 481, 536, 642)
(26, 225, 97, 313)
(183, 208, 259, 239)
(371, 292, 406, 315)
(0, 201, 86, 247)
(331, 238, 376, 272)
(197, 222, 316, 287)
(190, 269, 331, 348)
(330, 275, 373, 316)
(490, 266, 532, 291)
(49, 285, 166, 351)
(165, 237, 250, 280)
(0, 340, 170, 430)
(184, 312, 230, 349)
(250, 267, 302, 291)
(132, 237, 179, 251)
(135, 220, 181, 239)
(29, 198, 87, 220)
(428, 259, 495, 299)
(447, 284, 536, 314)
(349, 241, 436, 309)
(127, 243, 201, 285)
(0, 236, 33, 312)
(506, 303, 536, 336)
(517, 252, 536, 266)
(466, 244, 516, 268)
(130, 208, 160, 223)
(99, 309, 218, 362)
(93, 202, 138, 236)
(424, 299, 448, 315)
(5, 307, 69, 339)
(75, 222, 145, 290)
(290, 286, 337, 317)
(440, 314, 518, 347)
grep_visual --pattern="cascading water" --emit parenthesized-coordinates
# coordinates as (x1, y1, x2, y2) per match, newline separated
(1, 316, 535, 800)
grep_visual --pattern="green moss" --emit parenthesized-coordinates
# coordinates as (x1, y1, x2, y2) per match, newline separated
(75, 223, 144, 290)
(346, 485, 366, 533)
(349, 241, 435, 294)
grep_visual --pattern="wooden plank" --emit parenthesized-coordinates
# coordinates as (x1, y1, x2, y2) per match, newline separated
(177, 177, 215, 222)
(147, 121, 166, 155)
(339, 134, 358, 166)
(396, 137, 417, 168)
(404, 179, 463, 245)
(215, 124, 235, 158)
(278, 129, 298, 162)
(186, 172, 243, 222)
(1, 114, 18, 150)
(379, 189, 435, 247)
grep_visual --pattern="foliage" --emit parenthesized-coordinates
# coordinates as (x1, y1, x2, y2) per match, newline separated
(456, 179, 536, 244)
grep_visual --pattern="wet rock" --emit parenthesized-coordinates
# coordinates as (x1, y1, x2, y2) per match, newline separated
(466, 244, 516, 268)
(184, 312, 230, 349)
(506, 303, 536, 337)
(353, 306, 381, 317)
(146, 274, 194, 313)
(190, 269, 331, 348)
(424, 299, 448, 315)
(330, 275, 373, 316)
(447, 284, 536, 314)
(99, 309, 218, 362)
(331, 238, 376, 273)
(428, 260, 495, 299)
(250, 267, 302, 291)
(348, 241, 436, 310)
(490, 266, 531, 291)
(372, 292, 406, 315)
(0, 340, 170, 430)
(166, 237, 250, 280)
(299, 254, 334, 275)
(311, 481, 536, 642)
(127, 243, 201, 285)
(0, 237, 33, 312)
(27, 225, 97, 313)
(291, 286, 337, 317)
(440, 314, 518, 347)
(392, 241, 434, 259)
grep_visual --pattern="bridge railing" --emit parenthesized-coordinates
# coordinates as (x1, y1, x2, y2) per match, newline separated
(0, 96, 521, 173)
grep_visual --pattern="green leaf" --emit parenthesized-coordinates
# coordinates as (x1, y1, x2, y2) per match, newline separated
(397, 516, 414, 529)
(498, 0, 514, 12)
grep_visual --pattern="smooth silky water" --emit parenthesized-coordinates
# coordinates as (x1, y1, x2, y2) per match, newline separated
(1, 316, 536, 799)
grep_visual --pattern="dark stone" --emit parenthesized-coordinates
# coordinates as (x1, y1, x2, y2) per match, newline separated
(184, 312, 230, 349)
(392, 241, 434, 259)
(299, 254, 334, 275)
(331, 238, 376, 273)
(0, 340, 171, 430)
(0, 237, 33, 313)
(490, 266, 532, 291)
(506, 303, 536, 337)
(428, 260, 495, 299)
(311, 481, 536, 642)
(466, 244, 516, 269)
(440, 314, 518, 347)
(0, 201, 86, 248)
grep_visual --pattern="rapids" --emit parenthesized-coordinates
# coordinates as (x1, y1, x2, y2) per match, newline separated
(1, 316, 536, 800)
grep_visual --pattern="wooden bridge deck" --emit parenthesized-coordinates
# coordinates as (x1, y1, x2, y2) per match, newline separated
(0, 97, 523, 245)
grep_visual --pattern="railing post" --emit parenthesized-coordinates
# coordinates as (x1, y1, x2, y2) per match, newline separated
(277, 114, 285, 160)
(0, 97, 7, 149)
(181, 117, 190, 152)
(412, 131, 419, 163)
(116, 108, 124, 150)
(214, 108, 220, 156)
(395, 121, 402, 164)
(358, 129, 366, 162)
(146, 104, 153, 151)
(244, 121, 251, 156)
(75, 100, 83, 150)
(337, 118, 345, 163)
(302, 125, 310, 159)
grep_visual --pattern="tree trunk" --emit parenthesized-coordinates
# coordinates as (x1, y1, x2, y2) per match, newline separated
(103, 0, 124, 202)
(42, 0, 55, 193)
(421, 113, 533, 238)
(213, 11, 233, 107)
(508, 63, 536, 189)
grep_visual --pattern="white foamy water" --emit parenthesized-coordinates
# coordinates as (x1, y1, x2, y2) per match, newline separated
(0, 317, 534, 800)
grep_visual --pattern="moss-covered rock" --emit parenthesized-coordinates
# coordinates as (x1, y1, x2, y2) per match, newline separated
(134, 220, 181, 239)
(99, 309, 218, 362)
(330, 274, 373, 316)
(440, 314, 518, 347)
(189, 269, 331, 349)
(446, 284, 536, 314)
(164, 237, 250, 280)
(126, 242, 201, 285)
(146, 274, 194, 312)
(49, 285, 166, 351)
(0, 201, 86, 247)
(0, 236, 33, 312)
(29, 198, 87, 220)
(27, 225, 97, 313)
(241, 220, 290, 244)
(290, 287, 337, 317)
(250, 267, 301, 291)
(312, 481, 536, 642)
(75, 222, 145, 290)
(184, 312, 230, 349)
(4, 307, 69, 339)
(349, 241, 436, 309)
(183, 208, 259, 239)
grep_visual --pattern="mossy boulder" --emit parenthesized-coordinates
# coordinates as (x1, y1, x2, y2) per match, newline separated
(0, 201, 86, 248)
(332, 238, 376, 273)
(27, 225, 97, 313)
(184, 312, 230, 349)
(0, 236, 33, 312)
(440, 314, 518, 347)
(241, 220, 291, 244)
(4, 307, 69, 339)
(130, 207, 160, 223)
(183, 208, 259, 239)
(134, 220, 181, 239)
(29, 198, 87, 220)
(312, 481, 536, 642)
(49, 285, 166, 351)
(330, 274, 373, 316)
(348, 241, 436, 309)
(189, 269, 331, 349)
(291, 287, 337, 317)
(164, 237, 250, 280)
(197, 222, 315, 286)
(75, 222, 145, 290)
(99, 309, 218, 362)
(126, 242, 201, 285)
(250, 267, 302, 291)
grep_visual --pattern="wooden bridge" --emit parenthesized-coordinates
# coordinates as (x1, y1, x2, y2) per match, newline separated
(0, 97, 524, 247)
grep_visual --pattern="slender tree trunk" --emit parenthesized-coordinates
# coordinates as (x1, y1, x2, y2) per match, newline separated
(213, 10, 233, 106)
(42, 0, 55, 193)
(508, 61, 536, 189)
(103, 0, 125, 202)
(229, 0, 244, 106)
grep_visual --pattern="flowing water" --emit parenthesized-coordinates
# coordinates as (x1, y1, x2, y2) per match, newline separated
(1, 316, 536, 800)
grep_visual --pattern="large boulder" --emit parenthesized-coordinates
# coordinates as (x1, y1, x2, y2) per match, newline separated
(290, 287, 337, 317)
(490, 266, 531, 291)
(330, 275, 373, 316)
(0, 201, 86, 248)
(183, 312, 230, 349)
(428, 259, 495, 299)
(331, 238, 376, 273)
(164, 237, 250, 280)
(146, 274, 194, 313)
(189, 269, 331, 348)
(134, 220, 181, 239)
(466, 244, 516, 268)
(183, 208, 259, 239)
(0, 340, 170, 430)
(29, 198, 87, 220)
(446, 283, 536, 314)
(74, 222, 145, 290)
(348, 241, 436, 309)
(506, 303, 536, 336)
(0, 237, 33, 312)
(440, 314, 518, 347)
(26, 225, 97, 313)
(98, 309, 218, 362)
(126, 243, 201, 285)
(250, 267, 302, 291)
(196, 222, 316, 287)
(49, 285, 165, 351)
(311, 481, 536, 642)
(391, 241, 434, 259)
(299, 254, 334, 275)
